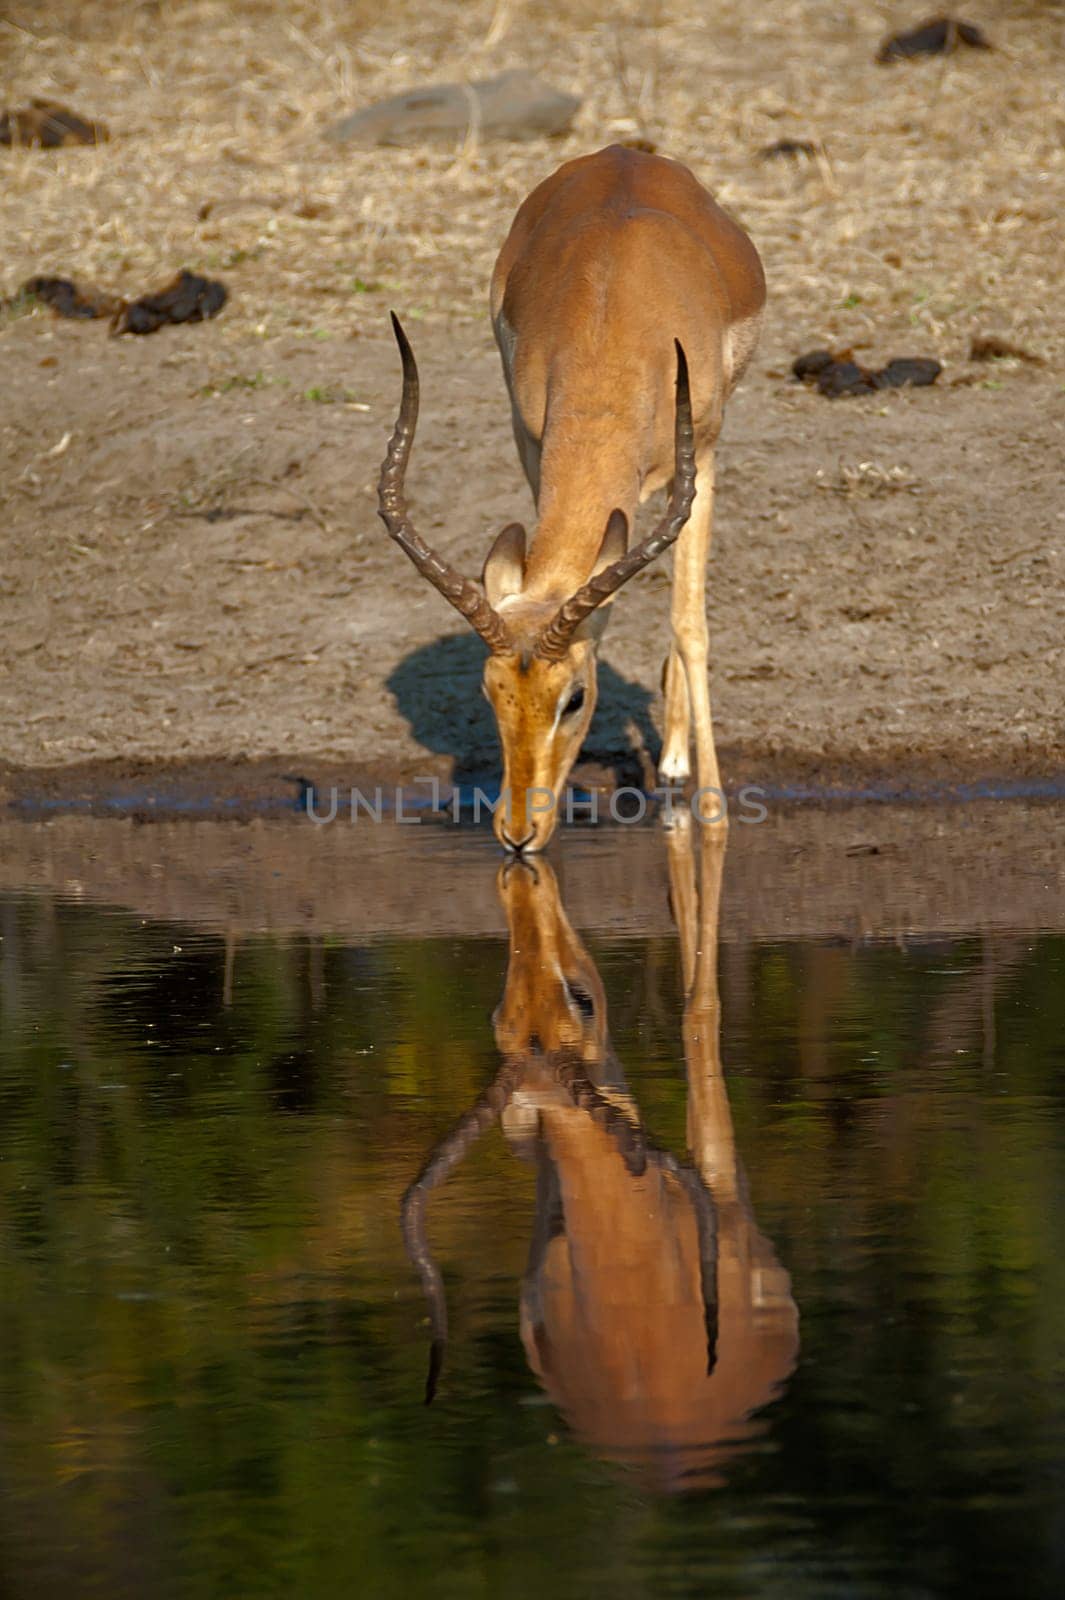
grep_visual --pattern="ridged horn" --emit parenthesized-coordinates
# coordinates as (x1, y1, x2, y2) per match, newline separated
(400, 1062, 522, 1402)
(378, 312, 513, 655)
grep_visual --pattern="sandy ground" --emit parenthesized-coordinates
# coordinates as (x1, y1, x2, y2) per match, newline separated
(2, 1, 1063, 799)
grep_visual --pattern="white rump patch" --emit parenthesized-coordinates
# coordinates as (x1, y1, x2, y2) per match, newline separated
(725, 311, 763, 392)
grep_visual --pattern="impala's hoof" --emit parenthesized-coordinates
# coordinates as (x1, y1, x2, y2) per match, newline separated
(657, 751, 690, 785)
(661, 803, 692, 834)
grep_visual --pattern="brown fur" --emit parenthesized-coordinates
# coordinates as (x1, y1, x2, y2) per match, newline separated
(514, 834, 796, 1488)
(484, 145, 765, 849)
(405, 830, 798, 1487)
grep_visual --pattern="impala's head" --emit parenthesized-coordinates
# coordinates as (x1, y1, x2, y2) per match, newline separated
(478, 514, 629, 852)
(492, 854, 607, 1064)
(482, 636, 596, 852)
(378, 313, 695, 853)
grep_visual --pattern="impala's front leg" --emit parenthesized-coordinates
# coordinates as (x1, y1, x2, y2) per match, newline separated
(661, 455, 724, 817)
(659, 645, 690, 785)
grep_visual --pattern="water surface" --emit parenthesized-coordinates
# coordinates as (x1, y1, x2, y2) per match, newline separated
(0, 817, 1063, 1599)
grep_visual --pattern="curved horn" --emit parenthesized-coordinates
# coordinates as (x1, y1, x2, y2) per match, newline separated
(400, 1062, 522, 1402)
(671, 1163, 720, 1376)
(378, 312, 513, 655)
(535, 340, 697, 662)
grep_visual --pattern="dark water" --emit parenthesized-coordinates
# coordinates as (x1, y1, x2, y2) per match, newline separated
(1, 826, 1063, 1600)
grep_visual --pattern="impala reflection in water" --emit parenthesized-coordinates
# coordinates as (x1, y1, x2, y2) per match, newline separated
(402, 828, 798, 1490)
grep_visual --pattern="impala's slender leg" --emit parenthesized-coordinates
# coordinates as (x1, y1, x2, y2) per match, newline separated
(668, 825, 738, 1202)
(665, 452, 723, 811)
(659, 645, 690, 785)
(671, 816, 799, 1350)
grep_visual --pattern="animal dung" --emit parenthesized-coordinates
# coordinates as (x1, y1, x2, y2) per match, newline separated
(876, 16, 992, 63)
(792, 349, 942, 398)
(758, 139, 821, 162)
(112, 270, 228, 335)
(12, 269, 227, 335)
(325, 69, 581, 145)
(969, 335, 1045, 366)
(197, 194, 333, 222)
(791, 350, 838, 382)
(875, 357, 944, 390)
(18, 277, 123, 320)
(0, 99, 108, 147)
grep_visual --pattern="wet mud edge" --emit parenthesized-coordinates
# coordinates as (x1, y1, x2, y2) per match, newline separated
(2, 750, 1064, 821)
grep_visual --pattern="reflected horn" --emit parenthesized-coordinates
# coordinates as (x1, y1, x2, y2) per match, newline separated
(400, 1063, 522, 1402)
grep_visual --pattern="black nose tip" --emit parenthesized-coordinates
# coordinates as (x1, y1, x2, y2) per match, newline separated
(500, 829, 534, 854)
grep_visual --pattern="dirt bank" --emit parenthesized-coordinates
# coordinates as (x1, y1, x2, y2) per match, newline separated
(2, 800, 1062, 944)
(3, 318, 1062, 793)
(2, 1, 1063, 792)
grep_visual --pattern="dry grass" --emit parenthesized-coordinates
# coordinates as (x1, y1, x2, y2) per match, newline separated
(2, 0, 1064, 370)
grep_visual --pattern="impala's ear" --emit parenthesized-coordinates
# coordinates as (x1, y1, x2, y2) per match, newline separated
(483, 522, 526, 606)
(591, 508, 629, 576)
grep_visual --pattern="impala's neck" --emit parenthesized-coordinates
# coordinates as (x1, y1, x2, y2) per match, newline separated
(523, 399, 646, 602)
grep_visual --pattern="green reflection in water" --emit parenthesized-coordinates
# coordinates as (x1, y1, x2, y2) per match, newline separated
(0, 885, 1063, 1600)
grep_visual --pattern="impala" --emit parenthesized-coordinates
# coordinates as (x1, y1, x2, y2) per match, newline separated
(379, 144, 765, 851)
(401, 832, 798, 1488)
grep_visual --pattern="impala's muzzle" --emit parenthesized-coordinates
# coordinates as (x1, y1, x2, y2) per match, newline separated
(494, 784, 558, 854)
(499, 826, 535, 855)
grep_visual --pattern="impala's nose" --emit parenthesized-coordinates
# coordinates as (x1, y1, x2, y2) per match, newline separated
(499, 827, 535, 854)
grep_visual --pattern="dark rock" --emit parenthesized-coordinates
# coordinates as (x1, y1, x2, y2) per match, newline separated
(792, 349, 836, 381)
(112, 271, 228, 335)
(818, 360, 880, 398)
(873, 357, 943, 389)
(792, 348, 942, 399)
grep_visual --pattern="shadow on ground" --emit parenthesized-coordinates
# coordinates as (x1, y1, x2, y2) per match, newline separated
(386, 633, 660, 783)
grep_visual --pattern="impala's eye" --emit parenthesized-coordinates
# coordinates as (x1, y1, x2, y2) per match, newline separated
(562, 687, 585, 718)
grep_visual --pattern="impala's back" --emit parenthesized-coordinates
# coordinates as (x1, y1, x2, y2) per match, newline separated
(491, 143, 765, 578)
